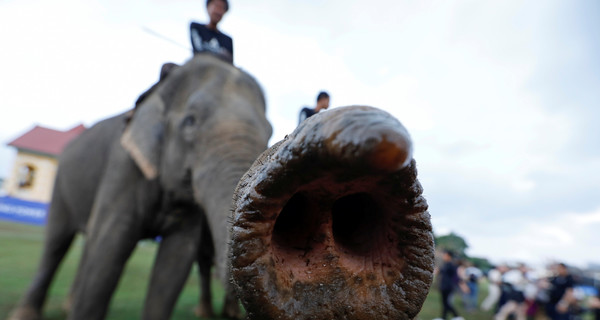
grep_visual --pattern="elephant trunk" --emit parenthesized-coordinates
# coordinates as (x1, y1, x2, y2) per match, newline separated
(193, 128, 269, 287)
(230, 106, 435, 320)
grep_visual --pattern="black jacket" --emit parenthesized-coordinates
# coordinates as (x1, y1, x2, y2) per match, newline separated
(190, 22, 233, 62)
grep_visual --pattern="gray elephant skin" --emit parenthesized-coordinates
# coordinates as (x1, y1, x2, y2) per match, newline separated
(8, 54, 272, 320)
(229, 106, 434, 320)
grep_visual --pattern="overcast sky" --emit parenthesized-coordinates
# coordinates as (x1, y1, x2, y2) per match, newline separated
(1, 0, 599, 268)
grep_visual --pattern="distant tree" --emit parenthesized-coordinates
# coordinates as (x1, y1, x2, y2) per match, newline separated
(468, 256, 493, 272)
(435, 232, 469, 258)
(434, 232, 493, 271)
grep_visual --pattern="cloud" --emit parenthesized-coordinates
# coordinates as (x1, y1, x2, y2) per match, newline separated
(464, 207, 600, 267)
(572, 210, 600, 224)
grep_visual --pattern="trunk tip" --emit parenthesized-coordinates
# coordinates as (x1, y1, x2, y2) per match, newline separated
(366, 133, 412, 172)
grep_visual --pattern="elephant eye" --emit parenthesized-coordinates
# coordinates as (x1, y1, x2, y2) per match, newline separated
(181, 115, 197, 142)
(181, 115, 196, 127)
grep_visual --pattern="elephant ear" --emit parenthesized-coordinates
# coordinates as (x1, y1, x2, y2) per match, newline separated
(121, 94, 165, 180)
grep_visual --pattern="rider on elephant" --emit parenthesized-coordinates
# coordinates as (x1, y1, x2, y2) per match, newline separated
(190, 0, 233, 63)
(137, 0, 233, 117)
(298, 91, 330, 125)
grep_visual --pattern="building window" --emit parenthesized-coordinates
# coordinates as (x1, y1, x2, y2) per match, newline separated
(18, 164, 36, 188)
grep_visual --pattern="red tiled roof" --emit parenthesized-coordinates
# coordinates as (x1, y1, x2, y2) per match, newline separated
(7, 124, 86, 156)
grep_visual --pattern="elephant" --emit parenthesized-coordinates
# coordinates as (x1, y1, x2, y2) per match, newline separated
(229, 106, 434, 319)
(8, 53, 272, 320)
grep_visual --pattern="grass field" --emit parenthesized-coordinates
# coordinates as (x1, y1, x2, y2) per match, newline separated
(0, 220, 494, 320)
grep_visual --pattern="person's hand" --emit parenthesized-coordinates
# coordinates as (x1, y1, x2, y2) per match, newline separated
(588, 296, 600, 309)
(556, 299, 569, 313)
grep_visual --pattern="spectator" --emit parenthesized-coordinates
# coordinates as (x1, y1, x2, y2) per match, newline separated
(520, 266, 540, 320)
(464, 262, 482, 312)
(495, 264, 528, 320)
(455, 260, 469, 311)
(190, 0, 233, 63)
(434, 250, 464, 320)
(482, 264, 508, 312)
(298, 91, 330, 125)
(546, 263, 575, 320)
(589, 287, 600, 320)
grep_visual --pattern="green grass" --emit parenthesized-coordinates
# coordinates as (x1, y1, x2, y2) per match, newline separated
(0, 221, 229, 320)
(417, 285, 493, 320)
(0, 220, 495, 320)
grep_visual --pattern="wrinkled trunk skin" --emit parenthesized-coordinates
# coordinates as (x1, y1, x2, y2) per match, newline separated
(230, 106, 434, 320)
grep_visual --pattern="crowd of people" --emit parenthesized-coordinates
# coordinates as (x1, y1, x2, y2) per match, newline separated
(434, 250, 600, 320)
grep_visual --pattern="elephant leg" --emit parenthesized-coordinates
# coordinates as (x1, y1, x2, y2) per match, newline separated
(203, 213, 242, 319)
(194, 258, 214, 318)
(67, 214, 141, 320)
(62, 238, 91, 314)
(222, 286, 242, 320)
(194, 221, 214, 318)
(9, 194, 75, 320)
(212, 236, 241, 319)
(142, 215, 202, 320)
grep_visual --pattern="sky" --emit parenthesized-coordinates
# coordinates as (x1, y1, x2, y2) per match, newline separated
(1, 0, 599, 269)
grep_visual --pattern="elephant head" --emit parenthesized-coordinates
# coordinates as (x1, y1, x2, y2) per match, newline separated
(230, 106, 434, 320)
(121, 53, 272, 312)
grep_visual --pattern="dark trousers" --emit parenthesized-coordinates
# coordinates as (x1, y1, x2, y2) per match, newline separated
(545, 303, 569, 320)
(441, 288, 459, 319)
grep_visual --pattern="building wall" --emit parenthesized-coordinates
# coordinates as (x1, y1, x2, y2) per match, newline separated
(3, 151, 58, 203)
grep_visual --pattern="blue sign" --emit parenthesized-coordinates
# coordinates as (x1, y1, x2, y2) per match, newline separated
(0, 196, 48, 225)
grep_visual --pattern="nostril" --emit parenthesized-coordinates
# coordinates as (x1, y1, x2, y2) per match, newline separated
(272, 193, 314, 252)
(332, 193, 382, 256)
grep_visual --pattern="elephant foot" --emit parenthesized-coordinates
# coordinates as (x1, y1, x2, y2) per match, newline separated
(61, 295, 73, 314)
(7, 307, 41, 320)
(193, 302, 214, 319)
(221, 297, 243, 319)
